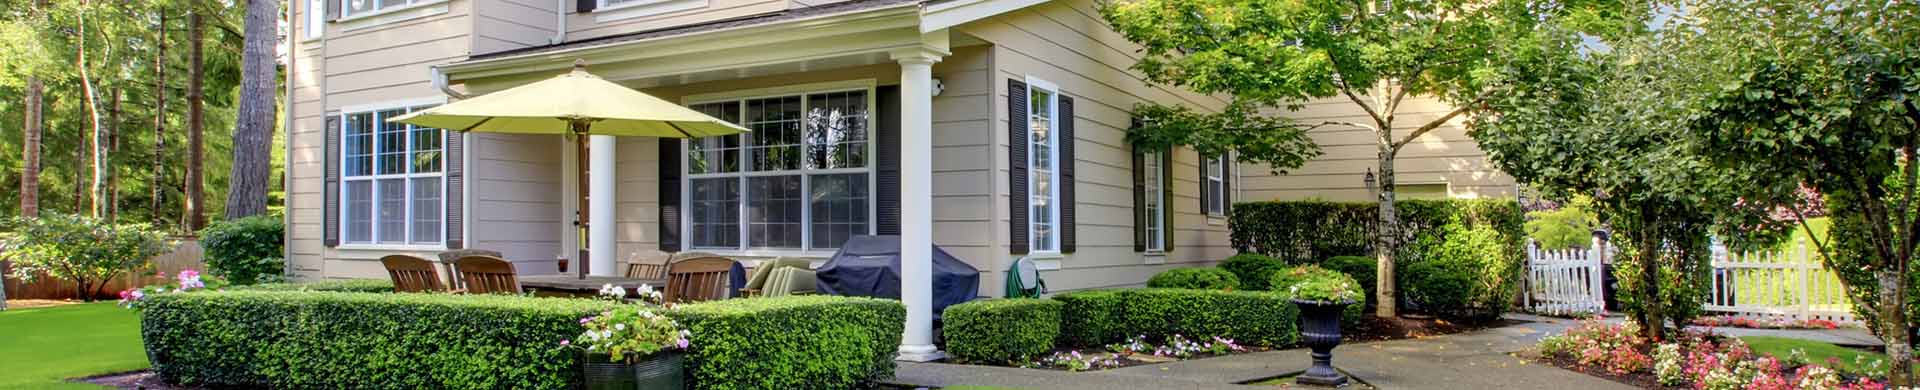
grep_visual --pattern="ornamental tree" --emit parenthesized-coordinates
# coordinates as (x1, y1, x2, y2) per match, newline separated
(1674, 0, 1920, 384)
(1099, 0, 1610, 317)
(3, 214, 168, 301)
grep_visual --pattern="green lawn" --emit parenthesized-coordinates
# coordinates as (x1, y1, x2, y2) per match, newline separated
(0, 303, 149, 389)
(1740, 336, 1914, 377)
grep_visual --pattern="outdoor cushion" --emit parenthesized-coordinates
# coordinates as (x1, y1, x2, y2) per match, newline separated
(744, 258, 811, 290)
(765, 267, 818, 297)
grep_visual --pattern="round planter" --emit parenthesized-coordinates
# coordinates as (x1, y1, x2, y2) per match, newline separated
(1292, 299, 1354, 387)
(583, 351, 685, 390)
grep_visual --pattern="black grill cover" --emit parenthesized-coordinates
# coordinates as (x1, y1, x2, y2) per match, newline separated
(817, 235, 980, 319)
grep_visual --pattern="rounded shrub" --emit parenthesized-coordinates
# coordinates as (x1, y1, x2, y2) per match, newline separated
(1146, 268, 1240, 290)
(942, 299, 1063, 364)
(1218, 253, 1288, 291)
(1403, 223, 1522, 319)
(1321, 256, 1377, 307)
(1401, 261, 1476, 317)
(199, 214, 286, 285)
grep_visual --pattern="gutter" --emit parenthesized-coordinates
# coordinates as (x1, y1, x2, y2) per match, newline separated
(432, 65, 470, 99)
(551, 0, 567, 45)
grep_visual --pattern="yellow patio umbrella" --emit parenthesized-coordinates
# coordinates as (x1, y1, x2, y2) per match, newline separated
(389, 59, 746, 277)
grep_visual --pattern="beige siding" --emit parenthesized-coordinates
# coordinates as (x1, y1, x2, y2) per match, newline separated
(958, 0, 1240, 293)
(559, 0, 787, 43)
(286, 2, 329, 279)
(474, 0, 562, 54)
(1239, 95, 1516, 202)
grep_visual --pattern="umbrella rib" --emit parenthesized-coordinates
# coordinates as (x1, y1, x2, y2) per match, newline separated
(666, 122, 697, 139)
(456, 117, 496, 132)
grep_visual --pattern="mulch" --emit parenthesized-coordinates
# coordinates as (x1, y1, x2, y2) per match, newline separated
(79, 370, 198, 390)
(1344, 314, 1523, 342)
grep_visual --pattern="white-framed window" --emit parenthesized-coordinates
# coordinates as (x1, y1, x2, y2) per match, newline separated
(343, 0, 422, 18)
(684, 88, 874, 252)
(305, 0, 324, 39)
(1204, 154, 1227, 216)
(600, 0, 661, 8)
(1143, 150, 1166, 252)
(1026, 78, 1062, 253)
(340, 105, 444, 246)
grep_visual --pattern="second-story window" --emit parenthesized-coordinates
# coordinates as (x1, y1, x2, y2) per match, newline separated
(306, 0, 324, 39)
(344, 0, 421, 18)
(600, 0, 657, 8)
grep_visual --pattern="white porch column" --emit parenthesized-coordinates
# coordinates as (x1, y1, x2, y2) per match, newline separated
(892, 47, 945, 362)
(589, 135, 618, 276)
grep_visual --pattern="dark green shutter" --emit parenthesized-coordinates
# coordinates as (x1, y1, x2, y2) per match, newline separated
(1008, 79, 1030, 254)
(1058, 95, 1076, 253)
(659, 139, 681, 251)
(877, 86, 901, 235)
(445, 132, 465, 249)
(1131, 120, 1147, 252)
(323, 115, 340, 247)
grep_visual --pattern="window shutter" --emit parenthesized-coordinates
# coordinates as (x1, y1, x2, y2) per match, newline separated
(444, 132, 466, 249)
(322, 115, 340, 247)
(1058, 95, 1076, 253)
(325, 0, 341, 21)
(1131, 123, 1146, 253)
(577, 0, 597, 13)
(876, 86, 902, 235)
(1162, 148, 1175, 253)
(1222, 154, 1233, 216)
(1007, 79, 1030, 255)
(1199, 155, 1211, 215)
(658, 139, 682, 251)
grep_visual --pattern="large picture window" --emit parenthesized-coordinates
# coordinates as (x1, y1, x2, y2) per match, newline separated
(1143, 150, 1166, 252)
(340, 105, 443, 246)
(1026, 82, 1061, 253)
(686, 89, 872, 252)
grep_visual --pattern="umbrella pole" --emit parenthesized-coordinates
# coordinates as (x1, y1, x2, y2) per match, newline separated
(575, 121, 590, 280)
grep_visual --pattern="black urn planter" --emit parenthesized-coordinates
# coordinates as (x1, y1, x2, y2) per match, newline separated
(1292, 299, 1353, 387)
(583, 351, 685, 390)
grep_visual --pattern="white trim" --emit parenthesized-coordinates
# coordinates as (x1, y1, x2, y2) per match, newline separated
(1142, 150, 1166, 252)
(1022, 76, 1062, 253)
(592, 0, 708, 23)
(336, 99, 451, 247)
(336, 244, 451, 252)
(337, 1, 449, 31)
(921, 0, 1050, 33)
(1142, 253, 1166, 265)
(683, 79, 879, 105)
(304, 0, 325, 41)
(338, 96, 448, 115)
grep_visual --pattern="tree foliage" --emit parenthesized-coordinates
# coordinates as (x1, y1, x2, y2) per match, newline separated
(2, 213, 168, 301)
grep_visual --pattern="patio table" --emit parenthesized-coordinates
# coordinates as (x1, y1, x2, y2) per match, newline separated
(519, 275, 667, 298)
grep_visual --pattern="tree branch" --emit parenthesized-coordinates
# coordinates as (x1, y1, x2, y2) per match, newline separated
(1339, 81, 1386, 131)
(1303, 120, 1376, 133)
(1391, 103, 1475, 152)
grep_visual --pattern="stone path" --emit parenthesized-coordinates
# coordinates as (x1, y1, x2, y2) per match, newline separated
(889, 314, 1636, 390)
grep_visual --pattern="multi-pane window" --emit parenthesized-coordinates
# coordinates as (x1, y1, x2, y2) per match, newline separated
(344, 0, 421, 17)
(306, 0, 324, 39)
(1204, 154, 1227, 216)
(341, 106, 443, 245)
(1143, 150, 1166, 252)
(600, 0, 657, 7)
(686, 89, 871, 252)
(1027, 84, 1061, 253)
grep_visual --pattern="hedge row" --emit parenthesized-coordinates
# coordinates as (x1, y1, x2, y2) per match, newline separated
(1056, 289, 1300, 348)
(941, 299, 1063, 364)
(227, 279, 394, 293)
(141, 292, 902, 390)
(1145, 267, 1240, 290)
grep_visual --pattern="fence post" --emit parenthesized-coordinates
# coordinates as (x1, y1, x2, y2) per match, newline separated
(1589, 235, 1605, 313)
(1797, 237, 1812, 320)
(1523, 238, 1535, 310)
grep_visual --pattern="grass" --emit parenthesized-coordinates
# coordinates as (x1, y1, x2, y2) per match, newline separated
(0, 302, 148, 389)
(1739, 336, 1915, 376)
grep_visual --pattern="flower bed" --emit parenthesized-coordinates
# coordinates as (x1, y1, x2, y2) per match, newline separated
(1690, 315, 1846, 330)
(1535, 319, 1891, 389)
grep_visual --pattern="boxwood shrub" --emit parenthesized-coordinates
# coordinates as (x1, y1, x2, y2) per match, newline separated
(1055, 289, 1300, 348)
(142, 292, 905, 390)
(1218, 253, 1289, 291)
(942, 299, 1062, 364)
(669, 295, 904, 390)
(1054, 289, 1128, 347)
(228, 279, 394, 293)
(142, 291, 617, 389)
(198, 214, 286, 285)
(1145, 267, 1240, 290)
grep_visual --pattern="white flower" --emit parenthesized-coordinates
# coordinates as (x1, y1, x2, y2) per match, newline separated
(615, 323, 626, 331)
(637, 284, 654, 294)
(611, 286, 627, 297)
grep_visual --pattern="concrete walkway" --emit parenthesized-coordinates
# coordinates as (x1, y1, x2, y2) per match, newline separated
(889, 315, 1635, 390)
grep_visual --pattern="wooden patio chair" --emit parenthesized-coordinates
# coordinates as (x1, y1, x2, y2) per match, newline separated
(669, 251, 722, 262)
(622, 250, 672, 280)
(437, 249, 502, 290)
(453, 255, 521, 294)
(381, 255, 448, 293)
(664, 256, 736, 303)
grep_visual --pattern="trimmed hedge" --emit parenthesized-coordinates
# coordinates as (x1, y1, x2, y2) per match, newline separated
(1054, 290, 1128, 347)
(142, 291, 617, 389)
(670, 295, 904, 390)
(942, 299, 1063, 364)
(228, 279, 394, 293)
(1230, 199, 1524, 318)
(1322, 256, 1378, 308)
(141, 292, 903, 390)
(1145, 267, 1240, 290)
(198, 214, 286, 285)
(1055, 289, 1299, 348)
(1218, 253, 1289, 291)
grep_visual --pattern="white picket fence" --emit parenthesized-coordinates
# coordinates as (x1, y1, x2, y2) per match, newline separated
(1521, 237, 1858, 324)
(1522, 237, 1608, 316)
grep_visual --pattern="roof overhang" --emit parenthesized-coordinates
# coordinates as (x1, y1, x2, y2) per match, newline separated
(920, 0, 1048, 33)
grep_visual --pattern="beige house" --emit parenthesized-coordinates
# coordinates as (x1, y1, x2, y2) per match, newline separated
(282, 0, 1511, 294)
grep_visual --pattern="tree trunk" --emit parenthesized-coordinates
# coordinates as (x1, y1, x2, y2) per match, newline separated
(78, 6, 105, 219)
(1634, 210, 1667, 342)
(1880, 270, 1913, 386)
(20, 77, 43, 219)
(1375, 137, 1399, 318)
(225, 0, 279, 219)
(150, 12, 168, 229)
(108, 89, 121, 221)
(185, 10, 206, 232)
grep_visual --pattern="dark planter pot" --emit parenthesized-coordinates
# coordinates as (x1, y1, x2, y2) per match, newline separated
(583, 351, 685, 390)
(1292, 299, 1353, 387)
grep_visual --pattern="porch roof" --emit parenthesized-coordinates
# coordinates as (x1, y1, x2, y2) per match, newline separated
(468, 0, 928, 62)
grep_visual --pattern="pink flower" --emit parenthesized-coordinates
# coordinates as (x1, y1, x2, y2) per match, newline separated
(676, 338, 689, 349)
(560, 339, 571, 346)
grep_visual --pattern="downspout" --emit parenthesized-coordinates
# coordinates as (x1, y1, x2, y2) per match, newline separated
(550, 0, 567, 45)
(431, 66, 470, 99)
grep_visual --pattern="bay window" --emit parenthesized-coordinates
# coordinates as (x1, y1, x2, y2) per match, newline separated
(686, 89, 872, 252)
(340, 105, 443, 246)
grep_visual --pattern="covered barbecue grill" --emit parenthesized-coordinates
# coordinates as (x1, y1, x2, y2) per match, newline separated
(816, 235, 980, 320)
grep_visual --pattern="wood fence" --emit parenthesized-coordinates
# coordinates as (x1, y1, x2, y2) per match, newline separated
(2, 238, 205, 300)
(1522, 237, 1608, 316)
